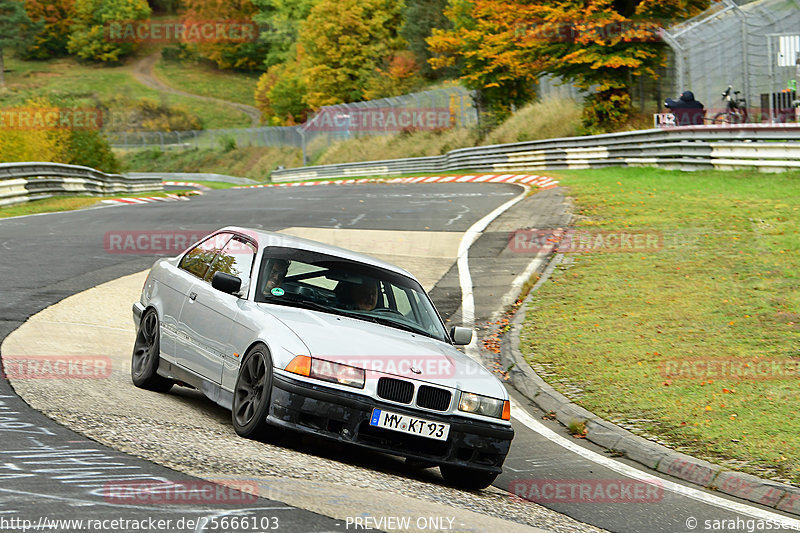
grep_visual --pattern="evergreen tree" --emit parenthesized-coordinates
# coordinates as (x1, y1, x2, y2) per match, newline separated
(0, 0, 38, 86)
(252, 0, 316, 68)
(401, 0, 452, 80)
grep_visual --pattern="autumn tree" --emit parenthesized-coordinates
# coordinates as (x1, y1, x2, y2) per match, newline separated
(299, 0, 406, 108)
(428, 0, 539, 121)
(181, 0, 267, 71)
(363, 51, 425, 100)
(24, 0, 75, 59)
(254, 60, 308, 124)
(430, 0, 709, 130)
(0, 97, 119, 170)
(67, 0, 151, 63)
(66, 129, 120, 173)
(523, 0, 709, 130)
(0, 99, 70, 162)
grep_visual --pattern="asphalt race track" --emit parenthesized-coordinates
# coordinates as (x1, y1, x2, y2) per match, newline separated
(1, 183, 799, 532)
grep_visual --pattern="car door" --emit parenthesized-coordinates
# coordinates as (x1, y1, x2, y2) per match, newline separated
(177, 235, 257, 383)
(159, 232, 233, 362)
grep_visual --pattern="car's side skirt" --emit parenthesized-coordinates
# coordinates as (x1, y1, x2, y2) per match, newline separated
(157, 358, 234, 411)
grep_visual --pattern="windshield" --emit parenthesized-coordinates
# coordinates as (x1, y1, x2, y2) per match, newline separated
(255, 247, 449, 343)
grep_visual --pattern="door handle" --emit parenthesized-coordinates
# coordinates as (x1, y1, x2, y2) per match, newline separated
(189, 292, 197, 301)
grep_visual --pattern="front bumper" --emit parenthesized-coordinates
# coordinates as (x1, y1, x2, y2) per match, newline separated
(269, 373, 514, 473)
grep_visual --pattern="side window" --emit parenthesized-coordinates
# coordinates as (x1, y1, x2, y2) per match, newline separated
(391, 285, 413, 316)
(206, 237, 257, 282)
(179, 233, 233, 280)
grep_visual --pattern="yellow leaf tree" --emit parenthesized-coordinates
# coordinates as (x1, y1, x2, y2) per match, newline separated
(299, 0, 406, 109)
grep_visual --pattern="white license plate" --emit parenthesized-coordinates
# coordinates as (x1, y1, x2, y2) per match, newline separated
(369, 409, 450, 441)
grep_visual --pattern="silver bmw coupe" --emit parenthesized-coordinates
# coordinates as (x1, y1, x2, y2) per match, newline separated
(132, 227, 514, 489)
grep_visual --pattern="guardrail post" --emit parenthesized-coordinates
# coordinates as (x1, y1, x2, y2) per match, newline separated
(298, 126, 308, 166)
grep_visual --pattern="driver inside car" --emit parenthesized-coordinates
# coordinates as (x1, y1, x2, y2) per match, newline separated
(345, 278, 379, 311)
(263, 259, 290, 293)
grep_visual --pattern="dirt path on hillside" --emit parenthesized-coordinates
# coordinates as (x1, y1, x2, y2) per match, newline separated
(132, 51, 261, 127)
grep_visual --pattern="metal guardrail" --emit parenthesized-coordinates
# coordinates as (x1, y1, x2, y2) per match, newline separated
(271, 124, 800, 182)
(125, 172, 257, 185)
(0, 162, 163, 207)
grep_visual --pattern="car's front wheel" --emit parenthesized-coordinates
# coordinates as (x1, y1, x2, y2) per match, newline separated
(131, 309, 173, 392)
(440, 464, 498, 490)
(232, 344, 273, 438)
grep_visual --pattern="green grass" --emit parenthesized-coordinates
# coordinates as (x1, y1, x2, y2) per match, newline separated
(483, 98, 582, 145)
(311, 127, 479, 166)
(519, 167, 800, 484)
(120, 146, 303, 180)
(154, 59, 260, 107)
(0, 190, 178, 218)
(2, 56, 251, 130)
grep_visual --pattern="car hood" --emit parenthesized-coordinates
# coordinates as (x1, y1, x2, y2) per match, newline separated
(257, 303, 505, 398)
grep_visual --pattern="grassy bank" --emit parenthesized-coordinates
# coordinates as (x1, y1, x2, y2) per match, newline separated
(121, 146, 303, 180)
(2, 56, 252, 130)
(0, 190, 185, 219)
(519, 167, 800, 484)
(154, 60, 259, 107)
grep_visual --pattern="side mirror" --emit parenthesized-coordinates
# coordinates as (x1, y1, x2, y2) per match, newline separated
(212, 272, 242, 295)
(450, 326, 473, 346)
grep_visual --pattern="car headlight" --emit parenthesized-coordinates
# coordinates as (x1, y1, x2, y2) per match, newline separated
(458, 391, 511, 420)
(285, 356, 365, 389)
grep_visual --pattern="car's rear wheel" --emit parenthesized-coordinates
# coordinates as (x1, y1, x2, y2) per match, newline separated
(131, 309, 173, 392)
(232, 344, 272, 438)
(440, 464, 498, 490)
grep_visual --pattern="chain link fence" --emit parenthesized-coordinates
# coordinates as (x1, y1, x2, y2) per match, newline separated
(662, 0, 800, 123)
(106, 86, 477, 158)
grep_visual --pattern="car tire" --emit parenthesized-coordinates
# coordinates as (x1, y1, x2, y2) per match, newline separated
(440, 465, 498, 490)
(131, 309, 174, 392)
(232, 344, 273, 439)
